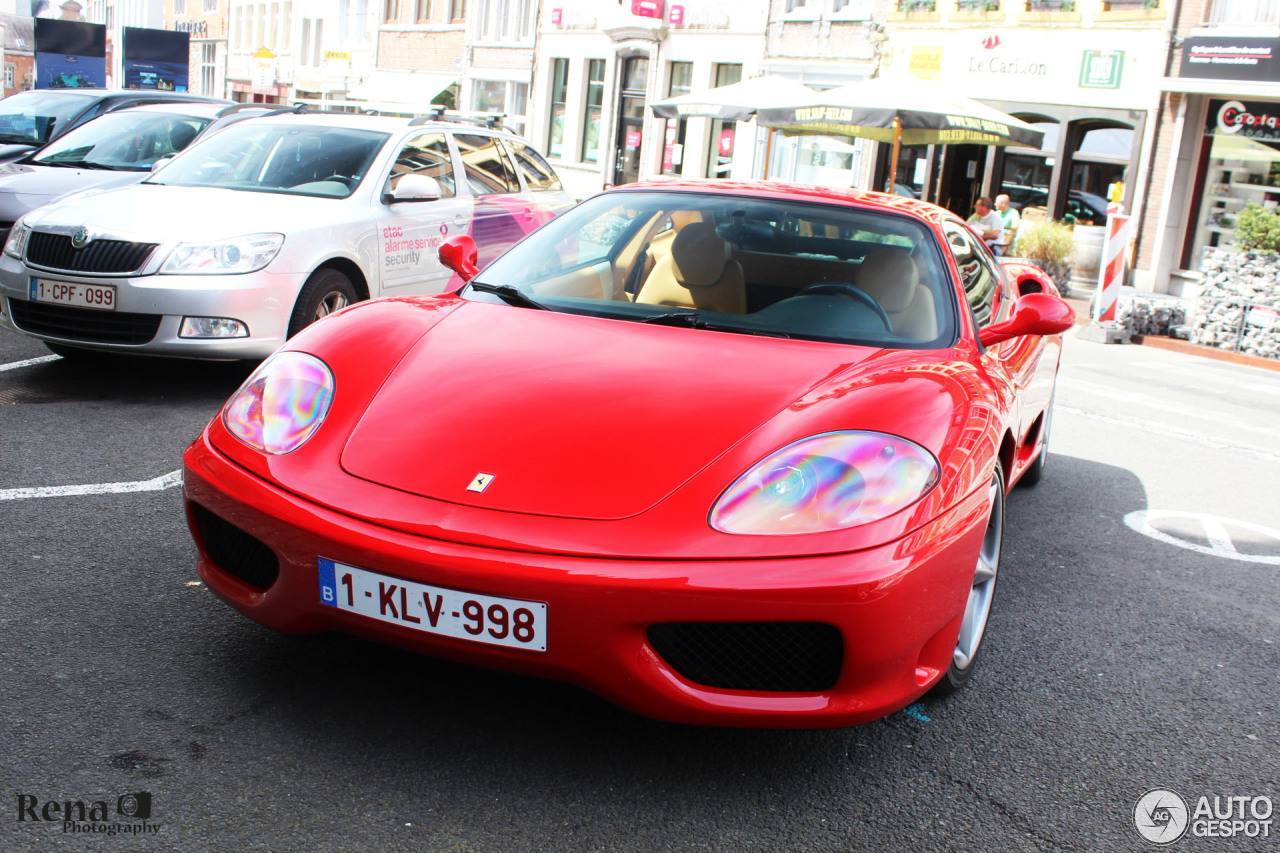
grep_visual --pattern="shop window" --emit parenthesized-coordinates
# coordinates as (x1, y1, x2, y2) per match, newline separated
(705, 63, 742, 178)
(1066, 123, 1131, 223)
(547, 58, 568, 159)
(1209, 0, 1280, 24)
(580, 60, 605, 163)
(1186, 106, 1280, 267)
(662, 62, 693, 176)
(996, 117, 1059, 213)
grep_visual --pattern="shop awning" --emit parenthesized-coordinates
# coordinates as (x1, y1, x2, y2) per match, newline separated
(345, 70, 458, 113)
(1159, 76, 1280, 98)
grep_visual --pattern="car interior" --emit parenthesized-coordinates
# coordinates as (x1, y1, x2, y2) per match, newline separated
(473, 192, 954, 347)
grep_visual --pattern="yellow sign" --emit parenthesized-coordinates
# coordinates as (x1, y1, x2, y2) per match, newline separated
(252, 48, 276, 59)
(909, 46, 943, 80)
(324, 50, 351, 61)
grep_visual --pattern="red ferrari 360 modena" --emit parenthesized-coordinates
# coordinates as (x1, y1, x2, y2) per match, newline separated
(183, 180, 1074, 728)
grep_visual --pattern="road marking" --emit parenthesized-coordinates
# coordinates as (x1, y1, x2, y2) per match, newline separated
(0, 354, 61, 373)
(0, 469, 183, 501)
(1058, 405, 1280, 466)
(1058, 377, 1280, 441)
(1124, 510, 1280, 565)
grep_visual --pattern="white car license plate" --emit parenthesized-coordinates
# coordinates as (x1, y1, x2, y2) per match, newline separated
(29, 277, 117, 311)
(318, 558, 547, 652)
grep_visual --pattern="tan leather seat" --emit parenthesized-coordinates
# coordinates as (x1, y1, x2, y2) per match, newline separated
(635, 222, 746, 314)
(855, 247, 938, 340)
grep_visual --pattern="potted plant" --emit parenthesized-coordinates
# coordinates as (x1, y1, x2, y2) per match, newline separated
(1007, 219, 1076, 296)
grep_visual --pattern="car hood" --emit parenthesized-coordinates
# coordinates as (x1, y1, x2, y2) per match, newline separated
(338, 302, 875, 521)
(0, 163, 143, 216)
(21, 182, 356, 241)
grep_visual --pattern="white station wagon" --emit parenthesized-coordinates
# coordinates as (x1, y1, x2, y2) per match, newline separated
(0, 111, 574, 359)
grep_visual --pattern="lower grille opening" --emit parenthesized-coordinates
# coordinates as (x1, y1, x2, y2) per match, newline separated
(648, 621, 844, 693)
(190, 503, 280, 591)
(9, 299, 161, 345)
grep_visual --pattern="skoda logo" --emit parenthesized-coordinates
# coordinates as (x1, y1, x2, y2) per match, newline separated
(70, 230, 89, 249)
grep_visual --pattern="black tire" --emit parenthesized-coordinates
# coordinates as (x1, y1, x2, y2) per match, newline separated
(287, 268, 358, 338)
(1019, 394, 1054, 488)
(931, 465, 1005, 697)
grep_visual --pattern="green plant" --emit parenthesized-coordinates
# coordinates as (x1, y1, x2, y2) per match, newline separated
(1234, 203, 1280, 253)
(1010, 219, 1076, 265)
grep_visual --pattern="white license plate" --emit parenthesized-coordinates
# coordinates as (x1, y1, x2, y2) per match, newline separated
(318, 558, 547, 652)
(29, 277, 117, 311)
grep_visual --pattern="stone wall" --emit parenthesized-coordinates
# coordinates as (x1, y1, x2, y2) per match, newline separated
(1191, 248, 1280, 360)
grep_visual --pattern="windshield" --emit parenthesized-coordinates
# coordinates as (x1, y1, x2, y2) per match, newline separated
(471, 191, 955, 348)
(32, 111, 211, 170)
(0, 90, 97, 146)
(146, 123, 389, 198)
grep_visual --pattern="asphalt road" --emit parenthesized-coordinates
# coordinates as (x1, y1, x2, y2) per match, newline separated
(1, 326, 1277, 852)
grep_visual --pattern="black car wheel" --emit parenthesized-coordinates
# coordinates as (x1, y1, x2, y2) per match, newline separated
(288, 268, 358, 338)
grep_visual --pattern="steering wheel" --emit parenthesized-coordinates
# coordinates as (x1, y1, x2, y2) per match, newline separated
(798, 283, 893, 332)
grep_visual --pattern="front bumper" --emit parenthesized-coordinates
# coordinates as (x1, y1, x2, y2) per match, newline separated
(183, 434, 991, 729)
(0, 253, 298, 359)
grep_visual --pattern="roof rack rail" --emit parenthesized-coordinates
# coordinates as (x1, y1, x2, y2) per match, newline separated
(409, 108, 508, 130)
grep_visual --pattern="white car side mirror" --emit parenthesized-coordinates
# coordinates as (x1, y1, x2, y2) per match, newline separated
(385, 174, 443, 204)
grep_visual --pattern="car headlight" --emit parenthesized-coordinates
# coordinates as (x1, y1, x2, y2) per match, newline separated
(710, 431, 939, 535)
(4, 221, 31, 259)
(160, 233, 283, 275)
(222, 352, 334, 454)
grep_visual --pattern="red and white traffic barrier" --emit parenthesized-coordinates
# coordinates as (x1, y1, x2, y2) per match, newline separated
(1094, 207, 1130, 324)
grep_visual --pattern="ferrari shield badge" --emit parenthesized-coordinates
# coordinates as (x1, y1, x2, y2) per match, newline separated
(467, 473, 495, 493)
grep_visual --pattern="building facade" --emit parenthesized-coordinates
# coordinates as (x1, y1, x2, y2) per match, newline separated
(531, 0, 771, 199)
(225, 0, 295, 103)
(1135, 0, 1280, 295)
(874, 0, 1171, 223)
(165, 0, 229, 97)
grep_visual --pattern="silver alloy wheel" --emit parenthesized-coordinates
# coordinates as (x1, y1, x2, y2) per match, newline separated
(314, 291, 350, 321)
(954, 473, 1003, 670)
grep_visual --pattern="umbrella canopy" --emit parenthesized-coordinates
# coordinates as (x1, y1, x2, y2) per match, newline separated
(651, 75, 818, 122)
(756, 77, 1044, 194)
(755, 77, 1045, 148)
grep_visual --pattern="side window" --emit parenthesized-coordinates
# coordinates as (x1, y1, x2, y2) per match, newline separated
(505, 139, 563, 192)
(386, 132, 456, 198)
(942, 221, 1012, 330)
(453, 132, 520, 195)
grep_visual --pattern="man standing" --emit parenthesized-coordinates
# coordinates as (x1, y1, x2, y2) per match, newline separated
(994, 194, 1020, 255)
(967, 197, 1004, 251)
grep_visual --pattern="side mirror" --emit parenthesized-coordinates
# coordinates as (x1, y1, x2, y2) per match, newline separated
(439, 234, 479, 283)
(979, 292, 1075, 347)
(151, 154, 176, 171)
(382, 174, 443, 204)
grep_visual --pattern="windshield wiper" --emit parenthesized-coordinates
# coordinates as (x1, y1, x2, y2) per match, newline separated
(39, 160, 113, 170)
(640, 310, 790, 338)
(641, 310, 707, 327)
(466, 281, 549, 311)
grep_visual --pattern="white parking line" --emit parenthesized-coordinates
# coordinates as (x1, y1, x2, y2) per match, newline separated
(0, 354, 61, 373)
(0, 469, 183, 501)
(1058, 406, 1280, 466)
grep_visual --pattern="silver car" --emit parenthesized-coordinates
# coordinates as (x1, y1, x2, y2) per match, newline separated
(0, 102, 258, 245)
(0, 111, 574, 359)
